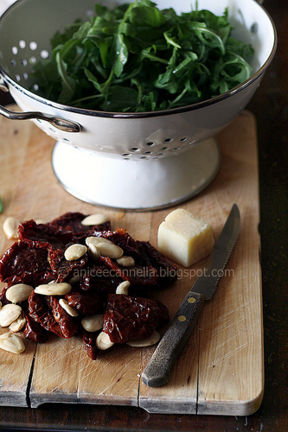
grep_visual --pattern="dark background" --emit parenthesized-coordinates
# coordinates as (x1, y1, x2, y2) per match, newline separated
(0, 0, 287, 430)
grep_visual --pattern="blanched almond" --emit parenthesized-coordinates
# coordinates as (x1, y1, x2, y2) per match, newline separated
(81, 214, 109, 226)
(96, 331, 114, 350)
(86, 236, 123, 259)
(34, 282, 72, 296)
(81, 314, 103, 332)
(64, 244, 87, 261)
(59, 299, 79, 317)
(97, 243, 123, 259)
(0, 332, 25, 354)
(127, 330, 160, 347)
(116, 256, 135, 267)
(85, 236, 112, 247)
(87, 243, 100, 260)
(0, 304, 22, 327)
(9, 314, 26, 332)
(115, 281, 130, 295)
(3, 217, 20, 239)
(6, 283, 33, 304)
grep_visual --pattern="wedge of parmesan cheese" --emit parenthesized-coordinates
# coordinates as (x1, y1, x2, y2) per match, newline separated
(157, 208, 214, 267)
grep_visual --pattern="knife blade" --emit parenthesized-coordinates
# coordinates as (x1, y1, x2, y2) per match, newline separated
(142, 204, 240, 387)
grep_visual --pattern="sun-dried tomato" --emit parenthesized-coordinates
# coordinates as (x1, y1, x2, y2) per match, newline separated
(65, 292, 103, 315)
(23, 314, 49, 343)
(103, 294, 169, 344)
(0, 241, 54, 286)
(82, 331, 98, 360)
(28, 291, 63, 337)
(138, 241, 178, 285)
(48, 247, 88, 283)
(48, 296, 79, 338)
(0, 286, 9, 306)
(94, 230, 176, 288)
(79, 264, 122, 296)
(19, 220, 72, 249)
(49, 212, 111, 241)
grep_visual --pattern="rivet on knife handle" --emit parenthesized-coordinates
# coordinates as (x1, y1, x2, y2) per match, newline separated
(142, 292, 205, 387)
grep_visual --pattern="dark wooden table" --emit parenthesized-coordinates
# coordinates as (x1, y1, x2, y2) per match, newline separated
(0, 0, 287, 430)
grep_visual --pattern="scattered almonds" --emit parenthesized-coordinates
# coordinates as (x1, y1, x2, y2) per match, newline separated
(117, 256, 135, 267)
(115, 281, 130, 295)
(127, 330, 160, 348)
(64, 244, 87, 261)
(34, 282, 72, 296)
(96, 331, 114, 350)
(81, 214, 109, 226)
(9, 314, 26, 333)
(0, 332, 25, 354)
(81, 314, 103, 332)
(0, 304, 22, 327)
(3, 217, 20, 239)
(6, 283, 33, 304)
(59, 299, 79, 317)
(85, 237, 123, 259)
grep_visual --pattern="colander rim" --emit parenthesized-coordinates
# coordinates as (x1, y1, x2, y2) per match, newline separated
(0, 0, 277, 119)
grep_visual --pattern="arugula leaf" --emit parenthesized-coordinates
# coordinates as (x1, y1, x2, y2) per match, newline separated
(0, 196, 3, 214)
(31, 0, 254, 112)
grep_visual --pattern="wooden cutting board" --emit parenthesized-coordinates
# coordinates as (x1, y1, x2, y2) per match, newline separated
(0, 108, 263, 415)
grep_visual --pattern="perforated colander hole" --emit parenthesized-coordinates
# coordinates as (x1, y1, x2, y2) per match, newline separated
(22, 59, 28, 66)
(161, 147, 168, 151)
(122, 153, 130, 157)
(63, 138, 70, 143)
(171, 147, 181, 152)
(156, 153, 163, 157)
(12, 46, 18, 55)
(164, 137, 173, 143)
(15, 74, 21, 82)
(144, 151, 151, 154)
(23, 73, 28, 80)
(33, 84, 39, 91)
(19, 40, 26, 49)
(30, 57, 37, 64)
(180, 137, 187, 142)
(140, 156, 147, 159)
(29, 41, 37, 51)
(130, 147, 139, 152)
(41, 50, 49, 59)
(86, 9, 93, 17)
(146, 141, 155, 147)
(11, 59, 16, 66)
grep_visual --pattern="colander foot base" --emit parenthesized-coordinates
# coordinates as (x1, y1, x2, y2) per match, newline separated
(51, 138, 220, 211)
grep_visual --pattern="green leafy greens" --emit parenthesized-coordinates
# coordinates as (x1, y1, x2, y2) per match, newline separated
(31, 0, 254, 112)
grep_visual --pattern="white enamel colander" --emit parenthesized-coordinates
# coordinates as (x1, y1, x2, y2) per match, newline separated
(0, 0, 276, 210)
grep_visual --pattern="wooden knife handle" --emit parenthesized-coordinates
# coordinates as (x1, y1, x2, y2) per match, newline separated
(142, 292, 205, 387)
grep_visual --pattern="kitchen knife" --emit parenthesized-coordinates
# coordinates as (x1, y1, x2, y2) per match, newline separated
(142, 204, 240, 387)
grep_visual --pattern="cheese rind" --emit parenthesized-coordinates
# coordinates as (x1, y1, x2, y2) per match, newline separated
(157, 209, 214, 267)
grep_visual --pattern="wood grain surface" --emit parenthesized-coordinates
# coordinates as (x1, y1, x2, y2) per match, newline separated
(0, 108, 263, 415)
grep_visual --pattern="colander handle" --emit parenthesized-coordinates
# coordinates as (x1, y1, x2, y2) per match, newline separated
(0, 80, 81, 133)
